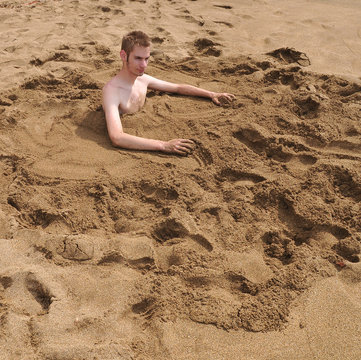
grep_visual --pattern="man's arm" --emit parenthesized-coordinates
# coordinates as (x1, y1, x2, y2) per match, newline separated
(102, 85, 194, 155)
(146, 76, 235, 105)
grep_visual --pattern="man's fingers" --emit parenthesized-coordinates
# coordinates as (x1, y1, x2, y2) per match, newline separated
(224, 93, 235, 102)
(212, 93, 236, 105)
(166, 138, 196, 155)
(180, 139, 195, 144)
(212, 98, 221, 105)
(180, 140, 195, 150)
(174, 140, 195, 155)
(179, 139, 195, 148)
(177, 145, 193, 153)
(175, 147, 190, 156)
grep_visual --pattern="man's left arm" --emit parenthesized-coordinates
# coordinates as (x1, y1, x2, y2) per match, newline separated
(146, 76, 235, 105)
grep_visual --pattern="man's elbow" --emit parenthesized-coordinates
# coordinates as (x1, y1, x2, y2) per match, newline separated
(108, 131, 124, 147)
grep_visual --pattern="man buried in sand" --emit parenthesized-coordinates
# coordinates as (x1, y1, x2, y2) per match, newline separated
(102, 30, 235, 155)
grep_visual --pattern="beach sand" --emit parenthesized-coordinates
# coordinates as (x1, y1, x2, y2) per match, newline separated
(0, 0, 361, 359)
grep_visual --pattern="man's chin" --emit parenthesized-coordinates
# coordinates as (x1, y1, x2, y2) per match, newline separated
(130, 70, 145, 77)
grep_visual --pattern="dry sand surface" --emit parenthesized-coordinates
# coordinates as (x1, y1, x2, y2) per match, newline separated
(1, 0, 361, 359)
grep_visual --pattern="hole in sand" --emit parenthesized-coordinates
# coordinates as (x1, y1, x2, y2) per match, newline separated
(25, 273, 53, 311)
(132, 297, 155, 315)
(0, 276, 13, 289)
(153, 219, 188, 242)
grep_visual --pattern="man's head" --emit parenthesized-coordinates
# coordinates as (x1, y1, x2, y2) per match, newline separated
(120, 31, 151, 76)
(121, 31, 151, 60)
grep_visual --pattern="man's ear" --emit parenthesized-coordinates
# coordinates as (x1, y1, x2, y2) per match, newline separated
(120, 50, 127, 62)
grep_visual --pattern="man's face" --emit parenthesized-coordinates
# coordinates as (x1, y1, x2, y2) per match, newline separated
(126, 45, 151, 76)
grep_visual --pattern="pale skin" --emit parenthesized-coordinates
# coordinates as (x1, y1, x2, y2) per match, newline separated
(102, 45, 235, 155)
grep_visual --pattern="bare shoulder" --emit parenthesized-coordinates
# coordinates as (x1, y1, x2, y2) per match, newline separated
(103, 75, 120, 93)
(138, 73, 155, 86)
(103, 75, 124, 97)
(102, 77, 122, 109)
(144, 74, 179, 92)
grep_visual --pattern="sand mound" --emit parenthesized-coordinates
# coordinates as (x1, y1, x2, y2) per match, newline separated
(1, 0, 361, 359)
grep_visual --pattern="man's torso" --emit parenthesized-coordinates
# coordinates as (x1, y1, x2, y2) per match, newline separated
(107, 74, 150, 114)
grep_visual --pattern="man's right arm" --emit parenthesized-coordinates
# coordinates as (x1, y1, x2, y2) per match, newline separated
(102, 85, 194, 155)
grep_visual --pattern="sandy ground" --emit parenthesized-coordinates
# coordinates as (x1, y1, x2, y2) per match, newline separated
(0, 0, 361, 359)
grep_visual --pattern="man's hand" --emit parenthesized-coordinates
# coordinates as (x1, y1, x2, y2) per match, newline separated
(211, 92, 236, 106)
(162, 139, 195, 156)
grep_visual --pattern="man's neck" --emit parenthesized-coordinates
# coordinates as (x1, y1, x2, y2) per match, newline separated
(118, 67, 138, 85)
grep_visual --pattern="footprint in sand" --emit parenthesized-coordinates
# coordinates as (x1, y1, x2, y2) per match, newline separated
(233, 124, 318, 169)
(98, 234, 156, 269)
(0, 271, 54, 316)
(264, 68, 302, 90)
(152, 217, 213, 252)
(216, 168, 267, 186)
(266, 47, 311, 67)
(274, 189, 351, 247)
(194, 38, 222, 57)
(141, 181, 179, 203)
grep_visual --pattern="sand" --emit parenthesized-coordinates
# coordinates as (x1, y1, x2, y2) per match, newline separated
(0, 0, 361, 359)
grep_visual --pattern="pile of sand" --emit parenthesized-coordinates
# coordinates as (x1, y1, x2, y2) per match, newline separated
(0, 0, 360, 359)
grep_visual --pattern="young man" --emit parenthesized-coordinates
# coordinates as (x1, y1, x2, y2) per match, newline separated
(102, 31, 235, 155)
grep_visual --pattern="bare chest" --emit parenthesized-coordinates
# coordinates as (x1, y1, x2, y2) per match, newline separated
(119, 82, 147, 114)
